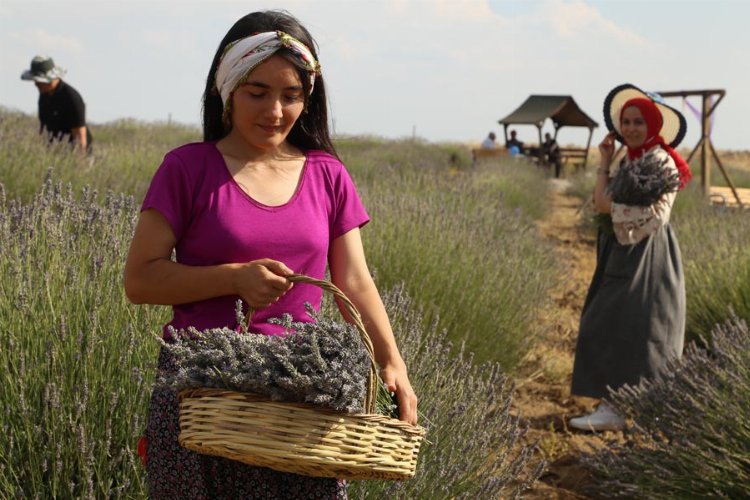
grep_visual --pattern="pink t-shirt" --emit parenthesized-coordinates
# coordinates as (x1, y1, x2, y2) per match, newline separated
(141, 142, 369, 337)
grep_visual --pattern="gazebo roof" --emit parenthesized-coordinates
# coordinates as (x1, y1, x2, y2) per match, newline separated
(498, 95, 598, 129)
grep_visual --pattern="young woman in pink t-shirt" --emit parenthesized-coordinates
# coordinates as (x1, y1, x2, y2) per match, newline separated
(124, 10, 417, 498)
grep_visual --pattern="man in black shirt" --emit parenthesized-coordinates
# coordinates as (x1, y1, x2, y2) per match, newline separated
(21, 55, 92, 152)
(505, 129, 524, 155)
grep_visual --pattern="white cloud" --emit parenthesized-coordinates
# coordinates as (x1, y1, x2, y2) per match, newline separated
(541, 0, 645, 45)
(425, 0, 497, 21)
(8, 28, 85, 53)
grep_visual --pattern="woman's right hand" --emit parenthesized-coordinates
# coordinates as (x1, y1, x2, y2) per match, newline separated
(234, 258, 294, 309)
(599, 132, 616, 165)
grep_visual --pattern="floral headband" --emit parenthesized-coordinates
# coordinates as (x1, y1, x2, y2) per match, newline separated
(215, 31, 321, 121)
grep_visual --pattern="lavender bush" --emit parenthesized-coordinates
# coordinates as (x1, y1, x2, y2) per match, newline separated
(341, 140, 558, 367)
(0, 173, 162, 497)
(671, 188, 750, 343)
(348, 285, 543, 499)
(583, 315, 750, 498)
(0, 106, 198, 203)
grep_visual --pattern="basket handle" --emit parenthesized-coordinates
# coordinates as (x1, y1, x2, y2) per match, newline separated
(246, 273, 378, 414)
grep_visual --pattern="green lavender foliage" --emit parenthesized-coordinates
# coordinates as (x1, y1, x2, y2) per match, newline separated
(584, 315, 750, 499)
(156, 307, 374, 414)
(350, 285, 544, 499)
(671, 188, 750, 344)
(0, 106, 199, 203)
(339, 139, 558, 367)
(0, 173, 164, 497)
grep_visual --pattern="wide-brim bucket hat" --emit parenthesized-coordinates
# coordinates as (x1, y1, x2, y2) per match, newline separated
(603, 83, 687, 148)
(21, 55, 66, 83)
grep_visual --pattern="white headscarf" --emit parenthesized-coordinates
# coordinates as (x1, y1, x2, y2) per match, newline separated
(215, 31, 321, 120)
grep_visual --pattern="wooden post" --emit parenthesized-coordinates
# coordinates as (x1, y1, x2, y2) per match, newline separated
(583, 126, 594, 170)
(701, 94, 711, 195)
(536, 124, 544, 165)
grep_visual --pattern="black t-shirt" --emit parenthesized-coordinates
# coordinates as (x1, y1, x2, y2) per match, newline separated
(38, 80, 93, 146)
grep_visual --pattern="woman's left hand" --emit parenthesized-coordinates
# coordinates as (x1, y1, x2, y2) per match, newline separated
(380, 362, 418, 425)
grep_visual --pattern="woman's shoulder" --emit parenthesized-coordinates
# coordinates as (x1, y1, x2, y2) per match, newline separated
(166, 141, 218, 163)
(305, 149, 343, 168)
(158, 142, 223, 177)
(641, 144, 671, 161)
(305, 150, 349, 177)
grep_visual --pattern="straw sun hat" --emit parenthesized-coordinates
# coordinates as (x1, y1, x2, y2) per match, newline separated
(20, 55, 66, 84)
(603, 83, 687, 148)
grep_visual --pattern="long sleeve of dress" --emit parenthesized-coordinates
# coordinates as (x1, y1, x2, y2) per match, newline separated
(610, 147, 678, 246)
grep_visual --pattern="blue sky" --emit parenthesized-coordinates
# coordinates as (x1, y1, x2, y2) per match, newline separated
(2, 0, 748, 149)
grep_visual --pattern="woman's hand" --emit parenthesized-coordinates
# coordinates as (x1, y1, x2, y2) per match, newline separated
(233, 258, 294, 309)
(381, 361, 418, 425)
(599, 131, 616, 166)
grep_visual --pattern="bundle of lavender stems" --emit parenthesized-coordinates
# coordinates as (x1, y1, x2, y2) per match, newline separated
(596, 152, 681, 233)
(607, 152, 681, 206)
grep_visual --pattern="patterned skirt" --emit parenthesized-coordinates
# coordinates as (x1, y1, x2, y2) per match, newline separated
(145, 349, 348, 499)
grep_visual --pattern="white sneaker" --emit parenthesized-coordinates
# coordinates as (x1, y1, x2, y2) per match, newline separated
(568, 402, 625, 431)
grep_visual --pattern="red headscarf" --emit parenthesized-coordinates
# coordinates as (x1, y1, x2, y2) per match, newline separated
(620, 97, 692, 189)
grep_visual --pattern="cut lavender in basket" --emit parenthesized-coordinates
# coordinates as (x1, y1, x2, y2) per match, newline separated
(156, 303, 398, 416)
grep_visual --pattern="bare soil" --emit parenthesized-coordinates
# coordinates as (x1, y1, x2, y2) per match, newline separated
(512, 178, 627, 499)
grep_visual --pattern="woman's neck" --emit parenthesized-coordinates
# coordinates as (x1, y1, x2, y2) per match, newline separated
(217, 134, 302, 165)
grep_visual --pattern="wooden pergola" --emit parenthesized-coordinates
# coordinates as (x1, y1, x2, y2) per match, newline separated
(657, 89, 744, 208)
(498, 95, 598, 170)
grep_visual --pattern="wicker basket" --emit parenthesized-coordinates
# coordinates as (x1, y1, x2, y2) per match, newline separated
(178, 274, 426, 480)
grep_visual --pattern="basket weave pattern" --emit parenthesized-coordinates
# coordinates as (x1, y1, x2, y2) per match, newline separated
(177, 274, 425, 480)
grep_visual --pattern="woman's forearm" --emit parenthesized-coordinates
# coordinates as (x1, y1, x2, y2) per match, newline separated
(125, 258, 240, 305)
(336, 276, 404, 370)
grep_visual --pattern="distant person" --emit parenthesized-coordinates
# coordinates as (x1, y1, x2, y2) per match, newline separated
(506, 129, 524, 155)
(20, 55, 92, 153)
(543, 132, 562, 177)
(481, 131, 498, 149)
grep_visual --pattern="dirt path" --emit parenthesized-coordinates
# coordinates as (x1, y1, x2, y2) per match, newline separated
(512, 179, 626, 499)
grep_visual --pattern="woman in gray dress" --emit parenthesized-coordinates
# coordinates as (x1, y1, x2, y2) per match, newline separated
(569, 84, 692, 431)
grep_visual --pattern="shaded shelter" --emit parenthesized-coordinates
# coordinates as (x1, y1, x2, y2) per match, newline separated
(498, 95, 598, 169)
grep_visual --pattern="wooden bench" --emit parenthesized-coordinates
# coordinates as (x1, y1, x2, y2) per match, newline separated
(558, 147, 590, 170)
(709, 186, 750, 208)
(471, 148, 509, 164)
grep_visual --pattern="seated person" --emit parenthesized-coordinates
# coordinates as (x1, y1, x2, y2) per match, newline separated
(481, 131, 498, 149)
(543, 132, 562, 177)
(506, 130, 524, 155)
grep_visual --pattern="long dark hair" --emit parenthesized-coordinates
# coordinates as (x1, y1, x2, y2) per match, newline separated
(201, 10, 337, 158)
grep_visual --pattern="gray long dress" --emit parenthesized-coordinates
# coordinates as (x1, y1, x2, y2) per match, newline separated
(571, 223, 686, 399)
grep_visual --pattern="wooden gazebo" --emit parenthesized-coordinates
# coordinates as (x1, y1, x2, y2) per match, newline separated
(498, 95, 598, 169)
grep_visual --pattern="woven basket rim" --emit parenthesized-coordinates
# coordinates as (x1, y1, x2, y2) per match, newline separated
(179, 387, 426, 436)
